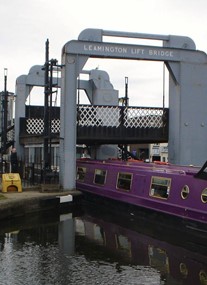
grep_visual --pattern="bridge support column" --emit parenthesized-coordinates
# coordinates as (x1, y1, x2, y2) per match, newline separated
(168, 62, 207, 166)
(60, 54, 88, 190)
(15, 76, 32, 158)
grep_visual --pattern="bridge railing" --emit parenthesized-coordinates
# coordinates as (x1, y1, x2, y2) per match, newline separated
(77, 105, 167, 128)
(19, 105, 169, 144)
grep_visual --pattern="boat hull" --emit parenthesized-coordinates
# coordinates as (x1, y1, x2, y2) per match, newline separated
(81, 190, 207, 240)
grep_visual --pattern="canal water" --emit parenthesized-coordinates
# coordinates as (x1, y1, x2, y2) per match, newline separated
(0, 204, 207, 285)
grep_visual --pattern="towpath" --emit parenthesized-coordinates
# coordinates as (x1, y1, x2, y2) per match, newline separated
(0, 186, 82, 220)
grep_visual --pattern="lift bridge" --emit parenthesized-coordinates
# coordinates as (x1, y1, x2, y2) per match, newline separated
(15, 28, 207, 191)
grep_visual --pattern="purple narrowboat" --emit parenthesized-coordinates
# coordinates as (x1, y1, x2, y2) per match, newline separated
(76, 158, 207, 230)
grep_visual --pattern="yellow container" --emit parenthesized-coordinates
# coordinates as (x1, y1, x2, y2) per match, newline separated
(2, 173, 22, 193)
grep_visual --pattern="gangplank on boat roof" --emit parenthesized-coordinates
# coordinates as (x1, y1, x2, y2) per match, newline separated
(76, 158, 207, 228)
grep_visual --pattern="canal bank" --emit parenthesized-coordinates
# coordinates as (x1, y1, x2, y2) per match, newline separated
(0, 187, 83, 221)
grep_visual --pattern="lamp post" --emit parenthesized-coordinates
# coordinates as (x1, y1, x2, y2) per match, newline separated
(3, 68, 8, 153)
(0, 68, 8, 173)
(43, 39, 58, 182)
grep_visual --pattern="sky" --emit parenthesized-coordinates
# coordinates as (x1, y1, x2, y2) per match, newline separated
(1, 0, 207, 107)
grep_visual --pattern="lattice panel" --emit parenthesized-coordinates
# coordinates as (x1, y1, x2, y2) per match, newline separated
(7, 128, 14, 141)
(26, 118, 44, 134)
(124, 107, 164, 128)
(26, 118, 60, 134)
(51, 119, 60, 133)
(78, 105, 120, 127)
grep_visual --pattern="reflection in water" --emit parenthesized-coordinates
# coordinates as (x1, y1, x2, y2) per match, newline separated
(0, 208, 206, 285)
(75, 211, 207, 285)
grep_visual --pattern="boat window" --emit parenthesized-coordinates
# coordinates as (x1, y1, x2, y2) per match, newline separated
(117, 172, 132, 191)
(115, 234, 131, 257)
(150, 176, 171, 199)
(201, 188, 207, 203)
(75, 218, 85, 235)
(181, 185, 190, 199)
(94, 224, 106, 245)
(77, 167, 86, 181)
(148, 245, 169, 274)
(179, 263, 188, 278)
(199, 270, 207, 284)
(94, 169, 107, 185)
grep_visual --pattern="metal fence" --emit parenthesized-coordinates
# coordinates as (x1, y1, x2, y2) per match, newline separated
(25, 162, 58, 185)
(7, 160, 60, 187)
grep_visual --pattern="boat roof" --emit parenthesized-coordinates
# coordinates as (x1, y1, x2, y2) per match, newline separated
(77, 158, 201, 176)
